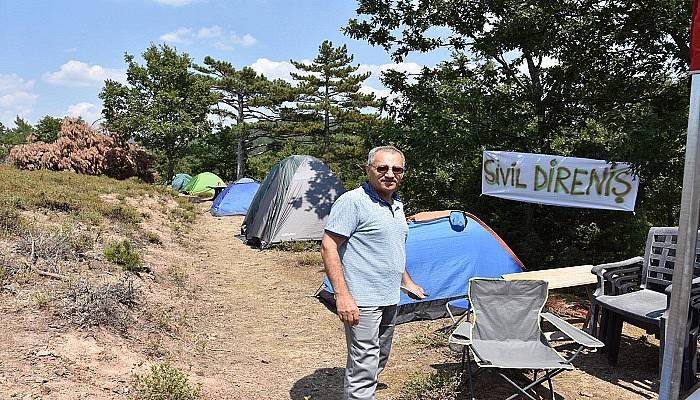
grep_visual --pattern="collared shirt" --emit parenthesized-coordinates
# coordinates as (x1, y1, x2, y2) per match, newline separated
(325, 182, 408, 306)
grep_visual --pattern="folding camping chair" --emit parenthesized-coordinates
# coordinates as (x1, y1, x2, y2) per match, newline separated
(449, 279, 604, 400)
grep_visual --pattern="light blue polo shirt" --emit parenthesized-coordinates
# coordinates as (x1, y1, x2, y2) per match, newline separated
(325, 182, 408, 306)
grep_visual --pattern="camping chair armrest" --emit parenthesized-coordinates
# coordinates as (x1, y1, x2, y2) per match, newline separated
(449, 321, 472, 344)
(448, 321, 473, 353)
(541, 312, 604, 348)
(592, 257, 644, 296)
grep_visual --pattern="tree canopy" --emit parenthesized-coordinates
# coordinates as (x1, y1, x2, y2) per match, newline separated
(347, 0, 690, 267)
(100, 44, 218, 180)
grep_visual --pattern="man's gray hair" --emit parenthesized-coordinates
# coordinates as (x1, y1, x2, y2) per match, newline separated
(367, 145, 405, 166)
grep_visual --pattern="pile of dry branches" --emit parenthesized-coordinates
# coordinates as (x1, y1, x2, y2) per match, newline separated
(8, 118, 153, 181)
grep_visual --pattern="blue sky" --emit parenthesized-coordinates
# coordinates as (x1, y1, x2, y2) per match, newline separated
(0, 0, 446, 127)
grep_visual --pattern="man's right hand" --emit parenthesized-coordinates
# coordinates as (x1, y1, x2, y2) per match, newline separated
(336, 293, 360, 326)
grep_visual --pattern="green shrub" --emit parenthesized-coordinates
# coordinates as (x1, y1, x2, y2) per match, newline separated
(276, 240, 321, 252)
(106, 204, 143, 226)
(132, 363, 201, 400)
(70, 231, 95, 256)
(0, 207, 26, 236)
(146, 231, 162, 245)
(398, 371, 462, 400)
(104, 240, 148, 273)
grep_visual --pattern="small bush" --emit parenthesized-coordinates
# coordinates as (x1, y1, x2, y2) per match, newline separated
(33, 289, 53, 309)
(106, 204, 142, 226)
(70, 231, 95, 257)
(104, 240, 149, 273)
(132, 363, 201, 400)
(277, 240, 321, 252)
(17, 228, 73, 261)
(64, 278, 139, 332)
(146, 231, 162, 245)
(398, 371, 462, 400)
(0, 207, 27, 236)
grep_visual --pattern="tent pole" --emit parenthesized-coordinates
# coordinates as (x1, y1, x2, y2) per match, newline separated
(659, 72, 700, 400)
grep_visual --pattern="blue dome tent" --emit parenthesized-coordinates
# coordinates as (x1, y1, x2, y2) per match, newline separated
(316, 210, 524, 324)
(171, 173, 192, 193)
(210, 178, 261, 216)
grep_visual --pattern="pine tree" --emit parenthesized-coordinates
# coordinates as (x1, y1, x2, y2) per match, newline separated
(290, 41, 380, 153)
(195, 57, 296, 178)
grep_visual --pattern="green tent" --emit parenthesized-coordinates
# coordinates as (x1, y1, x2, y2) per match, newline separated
(183, 172, 225, 196)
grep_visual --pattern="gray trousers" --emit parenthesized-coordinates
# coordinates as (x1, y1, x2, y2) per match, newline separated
(343, 305, 397, 400)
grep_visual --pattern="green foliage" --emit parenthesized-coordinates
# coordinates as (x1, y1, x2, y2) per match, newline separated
(132, 363, 201, 400)
(275, 240, 321, 252)
(0, 117, 33, 160)
(287, 40, 379, 188)
(194, 57, 297, 179)
(146, 231, 162, 245)
(35, 115, 63, 143)
(0, 206, 27, 236)
(398, 370, 462, 400)
(106, 204, 143, 228)
(100, 44, 219, 181)
(104, 240, 148, 273)
(347, 0, 688, 268)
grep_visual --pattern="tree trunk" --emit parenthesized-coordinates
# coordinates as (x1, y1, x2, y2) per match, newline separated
(166, 157, 176, 183)
(525, 51, 547, 152)
(237, 136, 245, 179)
(237, 94, 246, 179)
(324, 76, 330, 152)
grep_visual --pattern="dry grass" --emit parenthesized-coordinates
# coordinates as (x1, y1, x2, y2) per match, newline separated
(63, 278, 140, 333)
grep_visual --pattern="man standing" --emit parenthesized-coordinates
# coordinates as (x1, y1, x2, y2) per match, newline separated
(321, 145, 425, 400)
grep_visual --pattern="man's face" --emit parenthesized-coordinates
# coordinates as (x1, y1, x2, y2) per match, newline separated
(367, 151, 405, 197)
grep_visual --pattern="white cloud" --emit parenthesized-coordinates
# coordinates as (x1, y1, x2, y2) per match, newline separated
(197, 25, 223, 39)
(160, 26, 256, 50)
(231, 33, 257, 47)
(66, 102, 102, 125)
(357, 62, 423, 80)
(160, 27, 193, 44)
(154, 0, 194, 7)
(43, 60, 126, 87)
(249, 58, 301, 82)
(0, 74, 38, 125)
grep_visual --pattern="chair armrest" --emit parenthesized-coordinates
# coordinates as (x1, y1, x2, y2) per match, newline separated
(592, 257, 644, 296)
(448, 321, 472, 352)
(541, 312, 604, 348)
(450, 321, 472, 342)
(665, 276, 700, 296)
(591, 256, 644, 275)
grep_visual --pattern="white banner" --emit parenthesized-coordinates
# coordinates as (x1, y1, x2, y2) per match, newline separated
(481, 151, 639, 212)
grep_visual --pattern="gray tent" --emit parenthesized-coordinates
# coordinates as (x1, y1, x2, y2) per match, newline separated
(242, 155, 345, 247)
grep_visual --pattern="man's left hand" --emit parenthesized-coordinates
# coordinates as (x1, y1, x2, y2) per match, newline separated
(401, 281, 426, 299)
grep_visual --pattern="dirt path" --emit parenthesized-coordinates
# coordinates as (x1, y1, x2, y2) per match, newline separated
(176, 213, 443, 400)
(0, 203, 662, 399)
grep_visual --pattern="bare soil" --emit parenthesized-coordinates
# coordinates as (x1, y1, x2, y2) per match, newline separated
(0, 202, 666, 399)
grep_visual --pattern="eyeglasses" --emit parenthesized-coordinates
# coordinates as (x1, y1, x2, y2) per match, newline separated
(371, 164, 406, 175)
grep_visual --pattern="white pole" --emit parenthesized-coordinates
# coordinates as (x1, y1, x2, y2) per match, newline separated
(659, 72, 700, 399)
